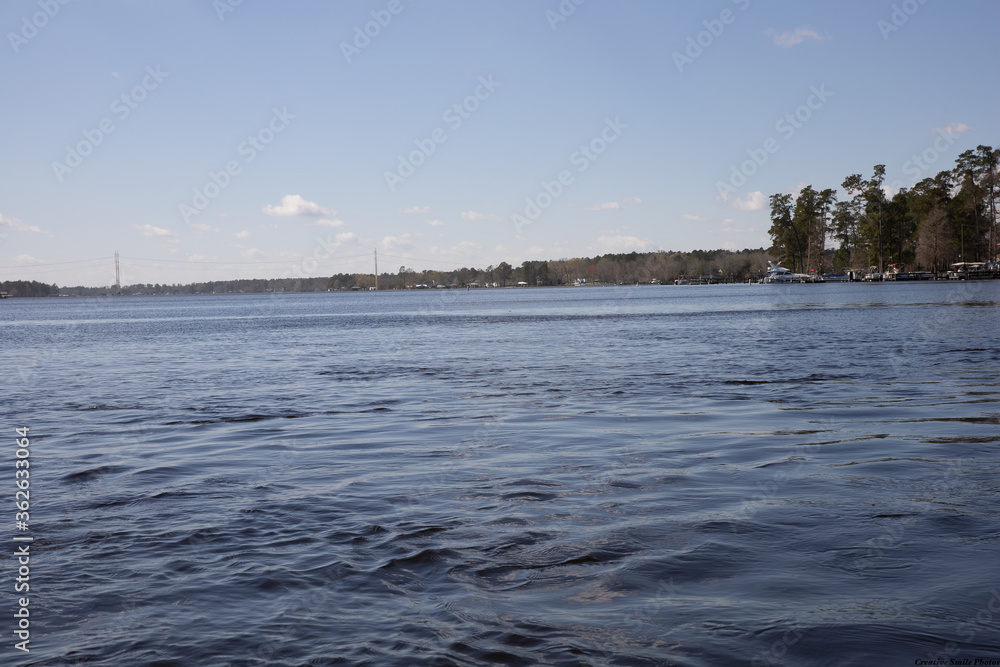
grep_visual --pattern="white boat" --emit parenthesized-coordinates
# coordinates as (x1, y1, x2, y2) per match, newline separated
(764, 262, 813, 283)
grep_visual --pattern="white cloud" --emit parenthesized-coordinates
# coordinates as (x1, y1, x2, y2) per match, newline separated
(429, 241, 483, 259)
(402, 206, 430, 214)
(381, 233, 419, 252)
(235, 230, 251, 239)
(526, 246, 545, 255)
(938, 122, 971, 136)
(329, 232, 360, 248)
(245, 248, 266, 259)
(315, 218, 346, 228)
(0, 213, 48, 235)
(262, 194, 333, 218)
(721, 191, 767, 212)
(585, 201, 621, 211)
(461, 210, 498, 221)
(134, 224, 178, 240)
(453, 240, 482, 254)
(622, 196, 643, 205)
(190, 223, 219, 233)
(767, 26, 827, 48)
(681, 214, 707, 222)
(426, 219, 445, 227)
(187, 254, 208, 262)
(790, 182, 810, 199)
(14, 254, 41, 264)
(594, 234, 655, 253)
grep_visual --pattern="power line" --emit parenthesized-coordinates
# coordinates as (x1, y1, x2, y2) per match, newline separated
(120, 253, 372, 266)
(0, 257, 111, 270)
(378, 253, 480, 268)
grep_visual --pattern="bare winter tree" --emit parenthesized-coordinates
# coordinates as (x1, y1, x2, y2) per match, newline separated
(915, 206, 953, 273)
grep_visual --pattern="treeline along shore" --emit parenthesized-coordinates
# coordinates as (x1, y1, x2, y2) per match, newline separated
(5, 141, 997, 298)
(8, 248, 775, 296)
(768, 144, 999, 274)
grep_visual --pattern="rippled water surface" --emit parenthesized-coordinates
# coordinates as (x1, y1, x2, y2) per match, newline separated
(3, 283, 1000, 666)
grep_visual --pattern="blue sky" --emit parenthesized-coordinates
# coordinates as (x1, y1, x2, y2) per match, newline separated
(1, 0, 997, 286)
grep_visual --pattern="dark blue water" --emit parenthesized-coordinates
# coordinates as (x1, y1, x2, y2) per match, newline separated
(2, 283, 999, 666)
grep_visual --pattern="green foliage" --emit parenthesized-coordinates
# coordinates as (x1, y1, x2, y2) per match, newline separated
(770, 146, 999, 272)
(0, 280, 58, 297)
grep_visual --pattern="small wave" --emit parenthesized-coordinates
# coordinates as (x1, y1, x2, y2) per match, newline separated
(60, 465, 130, 483)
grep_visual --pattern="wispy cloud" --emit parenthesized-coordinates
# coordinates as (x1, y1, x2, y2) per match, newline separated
(594, 233, 655, 253)
(381, 233, 420, 252)
(585, 201, 621, 211)
(461, 210, 498, 221)
(402, 205, 430, 214)
(587, 196, 641, 211)
(262, 194, 333, 218)
(0, 213, 48, 235)
(315, 218, 346, 228)
(721, 220, 745, 233)
(245, 248, 266, 259)
(681, 214, 707, 222)
(721, 191, 767, 212)
(328, 232, 360, 248)
(14, 254, 42, 264)
(134, 223, 178, 240)
(234, 230, 251, 239)
(767, 26, 827, 48)
(938, 122, 970, 136)
(427, 219, 445, 227)
(190, 222, 219, 233)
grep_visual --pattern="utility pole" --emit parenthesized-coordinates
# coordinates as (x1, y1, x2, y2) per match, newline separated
(878, 198, 883, 275)
(374, 248, 378, 291)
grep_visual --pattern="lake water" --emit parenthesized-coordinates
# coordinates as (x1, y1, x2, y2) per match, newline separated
(2, 282, 999, 666)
